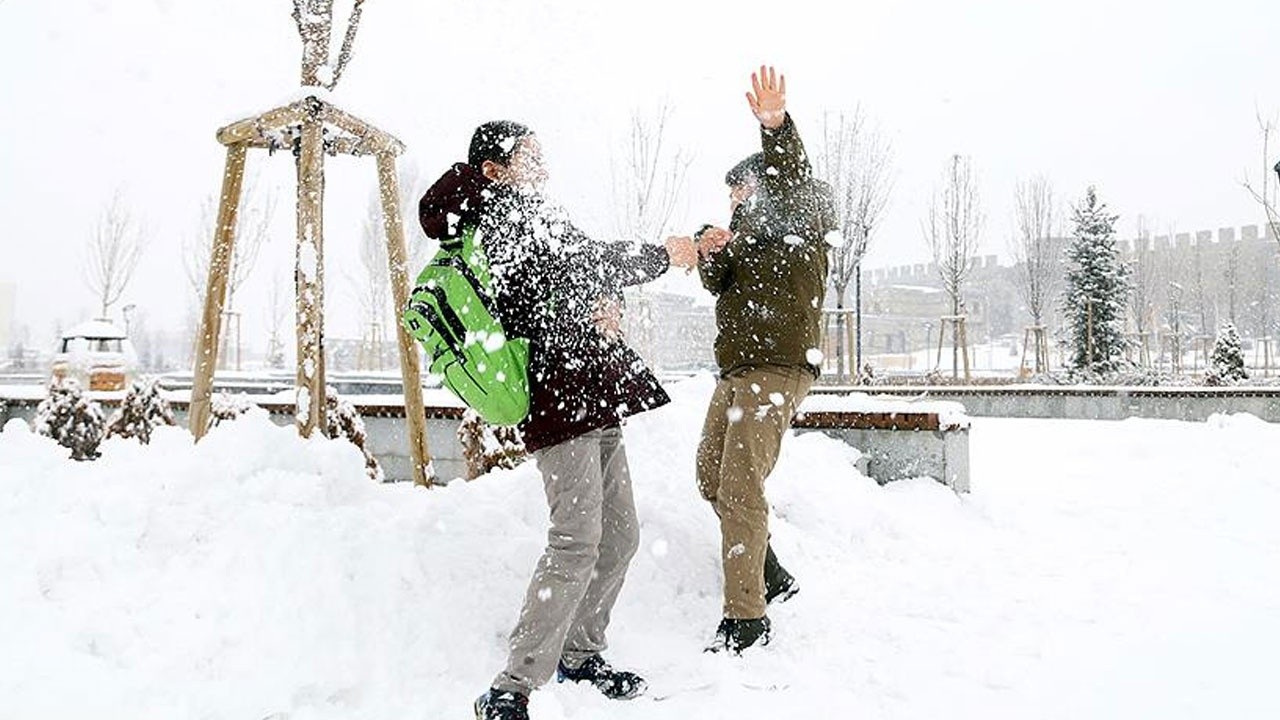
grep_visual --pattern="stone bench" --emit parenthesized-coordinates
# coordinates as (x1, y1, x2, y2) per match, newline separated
(794, 394, 971, 493)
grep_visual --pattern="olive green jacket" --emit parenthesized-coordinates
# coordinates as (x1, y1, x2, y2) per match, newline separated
(699, 114, 835, 378)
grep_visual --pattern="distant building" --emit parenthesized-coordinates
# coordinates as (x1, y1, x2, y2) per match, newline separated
(860, 223, 1280, 371)
(623, 289, 717, 374)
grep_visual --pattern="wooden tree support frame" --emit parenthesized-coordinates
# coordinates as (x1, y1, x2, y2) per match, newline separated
(1020, 325, 1050, 376)
(934, 314, 971, 381)
(189, 95, 434, 487)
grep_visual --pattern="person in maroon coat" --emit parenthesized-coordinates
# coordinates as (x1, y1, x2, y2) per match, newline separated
(419, 121, 696, 720)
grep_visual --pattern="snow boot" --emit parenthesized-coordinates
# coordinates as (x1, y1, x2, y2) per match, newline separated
(474, 688, 529, 720)
(764, 544, 799, 605)
(705, 616, 771, 654)
(556, 654, 647, 699)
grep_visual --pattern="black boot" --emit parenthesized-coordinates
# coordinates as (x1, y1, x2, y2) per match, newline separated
(764, 544, 799, 605)
(474, 688, 529, 720)
(705, 616, 771, 654)
(556, 654, 647, 699)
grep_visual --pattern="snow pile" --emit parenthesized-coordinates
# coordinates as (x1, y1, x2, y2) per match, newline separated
(1, 378, 1279, 719)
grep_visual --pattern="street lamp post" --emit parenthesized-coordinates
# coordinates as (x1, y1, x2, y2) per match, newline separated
(122, 303, 136, 337)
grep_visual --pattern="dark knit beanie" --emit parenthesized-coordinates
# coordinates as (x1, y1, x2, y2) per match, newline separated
(725, 152, 766, 186)
(468, 120, 533, 168)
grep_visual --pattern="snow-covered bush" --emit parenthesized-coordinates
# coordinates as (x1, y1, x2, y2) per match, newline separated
(1207, 322, 1248, 385)
(106, 377, 175, 444)
(209, 392, 255, 429)
(1113, 367, 1176, 387)
(458, 409, 527, 480)
(34, 379, 105, 461)
(322, 389, 383, 482)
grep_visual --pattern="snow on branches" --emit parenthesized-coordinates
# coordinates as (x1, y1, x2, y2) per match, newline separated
(106, 377, 175, 445)
(322, 389, 383, 482)
(209, 392, 255, 430)
(458, 409, 527, 480)
(34, 379, 105, 461)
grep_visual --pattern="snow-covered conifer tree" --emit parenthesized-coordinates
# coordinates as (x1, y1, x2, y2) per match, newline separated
(1061, 186, 1131, 376)
(1207, 322, 1248, 385)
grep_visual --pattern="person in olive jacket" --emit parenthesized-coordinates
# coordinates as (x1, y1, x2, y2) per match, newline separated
(417, 121, 697, 720)
(692, 66, 836, 654)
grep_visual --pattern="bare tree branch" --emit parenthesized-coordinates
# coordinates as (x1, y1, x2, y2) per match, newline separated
(816, 109, 894, 305)
(264, 264, 291, 369)
(610, 103, 692, 245)
(924, 154, 983, 377)
(924, 154, 984, 316)
(84, 194, 147, 319)
(347, 193, 392, 333)
(1127, 215, 1157, 338)
(328, 0, 366, 90)
(1243, 111, 1280, 249)
(183, 175, 277, 312)
(1009, 176, 1060, 328)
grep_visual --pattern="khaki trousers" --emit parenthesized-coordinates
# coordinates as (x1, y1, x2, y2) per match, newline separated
(695, 365, 813, 619)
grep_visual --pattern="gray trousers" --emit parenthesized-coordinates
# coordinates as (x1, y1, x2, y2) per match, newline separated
(493, 426, 640, 696)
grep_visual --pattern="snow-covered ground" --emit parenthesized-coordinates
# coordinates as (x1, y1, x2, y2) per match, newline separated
(1, 375, 1278, 719)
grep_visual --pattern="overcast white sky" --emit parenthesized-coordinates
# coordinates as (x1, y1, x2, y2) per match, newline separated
(2, 0, 1278, 349)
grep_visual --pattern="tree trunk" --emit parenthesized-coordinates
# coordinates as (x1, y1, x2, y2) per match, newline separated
(855, 263, 863, 381)
(951, 295, 960, 379)
(832, 280, 848, 381)
(298, 1, 334, 87)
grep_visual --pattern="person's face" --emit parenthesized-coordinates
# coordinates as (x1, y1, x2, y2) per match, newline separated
(729, 177, 757, 213)
(486, 135, 548, 190)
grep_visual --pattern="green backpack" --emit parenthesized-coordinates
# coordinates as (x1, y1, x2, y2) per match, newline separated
(402, 227, 530, 426)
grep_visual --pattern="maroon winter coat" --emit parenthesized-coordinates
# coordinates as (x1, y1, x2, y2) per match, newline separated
(418, 164, 671, 453)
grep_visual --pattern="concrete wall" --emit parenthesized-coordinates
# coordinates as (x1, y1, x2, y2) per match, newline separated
(824, 387, 1280, 423)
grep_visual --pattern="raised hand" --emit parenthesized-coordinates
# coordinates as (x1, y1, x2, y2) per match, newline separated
(746, 65, 787, 129)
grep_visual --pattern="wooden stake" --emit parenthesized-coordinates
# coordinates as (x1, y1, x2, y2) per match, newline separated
(295, 114, 327, 437)
(190, 144, 247, 440)
(376, 152, 434, 487)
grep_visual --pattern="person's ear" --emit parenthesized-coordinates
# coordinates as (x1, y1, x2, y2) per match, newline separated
(480, 160, 505, 182)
